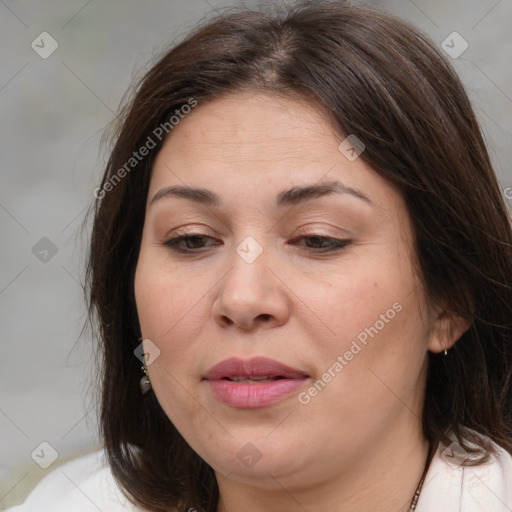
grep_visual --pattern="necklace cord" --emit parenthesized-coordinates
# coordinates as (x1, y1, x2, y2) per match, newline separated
(407, 440, 438, 512)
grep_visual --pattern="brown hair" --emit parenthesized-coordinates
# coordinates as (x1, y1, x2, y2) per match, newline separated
(86, 1, 512, 510)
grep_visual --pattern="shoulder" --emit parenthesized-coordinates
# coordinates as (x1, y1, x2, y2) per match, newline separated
(418, 433, 512, 512)
(461, 440, 512, 510)
(4, 448, 147, 512)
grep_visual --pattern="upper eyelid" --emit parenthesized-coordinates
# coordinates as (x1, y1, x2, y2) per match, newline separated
(166, 224, 348, 236)
(165, 232, 345, 241)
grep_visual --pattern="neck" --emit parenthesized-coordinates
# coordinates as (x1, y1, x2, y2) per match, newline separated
(216, 424, 431, 512)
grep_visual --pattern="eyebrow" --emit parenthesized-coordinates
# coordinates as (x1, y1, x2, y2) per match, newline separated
(150, 180, 373, 208)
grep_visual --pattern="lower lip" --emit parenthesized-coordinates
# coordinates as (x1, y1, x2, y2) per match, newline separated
(207, 379, 307, 408)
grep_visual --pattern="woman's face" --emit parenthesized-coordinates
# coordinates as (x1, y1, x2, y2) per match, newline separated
(134, 93, 444, 489)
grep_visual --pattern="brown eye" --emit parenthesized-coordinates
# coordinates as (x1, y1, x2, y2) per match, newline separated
(290, 236, 352, 253)
(164, 235, 219, 253)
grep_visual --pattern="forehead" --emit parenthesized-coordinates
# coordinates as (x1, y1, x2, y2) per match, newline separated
(148, 92, 397, 213)
(185, 92, 334, 132)
(161, 93, 337, 162)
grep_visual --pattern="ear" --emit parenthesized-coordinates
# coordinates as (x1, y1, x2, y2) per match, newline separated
(428, 309, 471, 354)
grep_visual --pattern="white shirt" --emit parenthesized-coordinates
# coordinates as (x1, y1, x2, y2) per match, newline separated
(6, 437, 512, 511)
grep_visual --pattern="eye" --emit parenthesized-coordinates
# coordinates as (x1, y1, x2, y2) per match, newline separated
(290, 235, 352, 253)
(162, 233, 351, 255)
(163, 234, 219, 253)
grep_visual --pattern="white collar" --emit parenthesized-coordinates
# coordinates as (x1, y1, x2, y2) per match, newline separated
(417, 435, 512, 511)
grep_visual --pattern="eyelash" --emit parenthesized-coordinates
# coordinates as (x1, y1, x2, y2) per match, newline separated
(162, 233, 351, 254)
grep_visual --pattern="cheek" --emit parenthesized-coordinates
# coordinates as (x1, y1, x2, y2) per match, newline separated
(294, 290, 428, 452)
(135, 243, 202, 334)
(134, 249, 207, 374)
(134, 252, 210, 429)
(291, 251, 415, 355)
(297, 248, 429, 404)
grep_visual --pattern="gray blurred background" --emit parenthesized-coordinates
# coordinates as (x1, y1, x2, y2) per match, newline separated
(1, 0, 511, 507)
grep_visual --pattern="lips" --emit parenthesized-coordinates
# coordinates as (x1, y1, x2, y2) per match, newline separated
(204, 357, 309, 381)
(204, 357, 310, 408)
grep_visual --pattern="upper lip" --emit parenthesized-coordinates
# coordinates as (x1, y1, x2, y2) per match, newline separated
(204, 357, 309, 380)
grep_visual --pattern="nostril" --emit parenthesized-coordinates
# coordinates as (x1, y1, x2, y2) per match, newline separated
(221, 316, 234, 326)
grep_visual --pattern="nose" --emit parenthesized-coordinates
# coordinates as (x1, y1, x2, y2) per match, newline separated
(212, 244, 291, 331)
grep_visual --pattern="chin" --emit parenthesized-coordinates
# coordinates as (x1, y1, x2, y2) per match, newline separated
(192, 431, 310, 483)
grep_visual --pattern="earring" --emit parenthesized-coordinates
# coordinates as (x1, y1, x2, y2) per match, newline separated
(140, 364, 152, 394)
(444, 349, 448, 356)
(137, 335, 152, 394)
